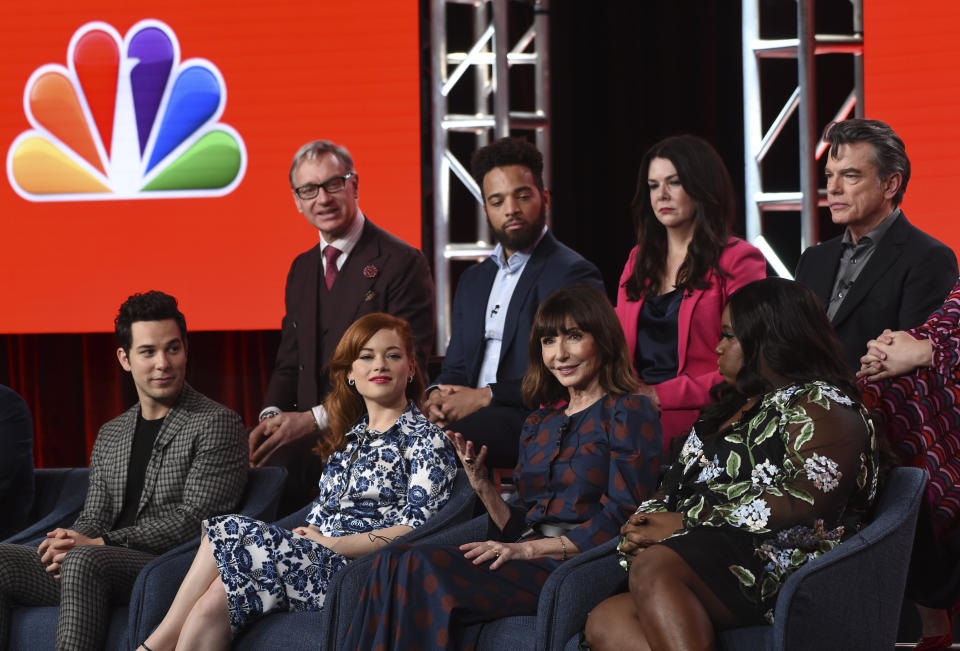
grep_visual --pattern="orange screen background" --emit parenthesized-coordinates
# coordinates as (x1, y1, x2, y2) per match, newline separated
(0, 1, 421, 333)
(865, 1, 960, 255)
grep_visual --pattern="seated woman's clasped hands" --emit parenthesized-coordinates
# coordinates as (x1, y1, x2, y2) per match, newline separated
(615, 510, 684, 560)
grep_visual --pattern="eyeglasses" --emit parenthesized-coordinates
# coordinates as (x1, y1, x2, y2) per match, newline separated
(293, 172, 354, 200)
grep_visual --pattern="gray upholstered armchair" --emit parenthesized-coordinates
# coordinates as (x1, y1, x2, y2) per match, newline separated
(129, 468, 476, 650)
(6, 466, 288, 651)
(551, 465, 926, 651)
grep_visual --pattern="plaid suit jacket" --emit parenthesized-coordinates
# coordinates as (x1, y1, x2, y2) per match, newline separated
(71, 383, 248, 555)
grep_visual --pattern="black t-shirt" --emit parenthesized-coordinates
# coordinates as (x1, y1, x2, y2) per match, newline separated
(112, 413, 164, 530)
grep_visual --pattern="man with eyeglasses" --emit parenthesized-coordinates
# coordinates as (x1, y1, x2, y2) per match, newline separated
(250, 140, 435, 510)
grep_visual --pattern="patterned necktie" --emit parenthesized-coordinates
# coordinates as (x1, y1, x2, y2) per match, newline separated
(324, 245, 342, 290)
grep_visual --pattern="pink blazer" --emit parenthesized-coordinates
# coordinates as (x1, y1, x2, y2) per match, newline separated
(615, 237, 767, 449)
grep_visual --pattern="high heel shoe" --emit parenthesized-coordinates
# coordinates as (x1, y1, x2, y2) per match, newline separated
(914, 632, 953, 651)
(915, 604, 955, 651)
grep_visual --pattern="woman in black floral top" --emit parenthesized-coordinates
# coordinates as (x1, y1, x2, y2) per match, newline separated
(585, 277, 879, 650)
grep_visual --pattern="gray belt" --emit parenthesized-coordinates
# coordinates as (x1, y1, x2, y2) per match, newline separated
(521, 521, 578, 539)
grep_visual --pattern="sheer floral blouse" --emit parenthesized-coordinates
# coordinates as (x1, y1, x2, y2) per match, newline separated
(635, 381, 879, 623)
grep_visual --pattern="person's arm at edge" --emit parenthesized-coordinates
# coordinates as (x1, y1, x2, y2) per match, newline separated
(431, 271, 472, 388)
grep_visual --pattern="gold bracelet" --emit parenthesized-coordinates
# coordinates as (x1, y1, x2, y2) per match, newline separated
(560, 536, 567, 562)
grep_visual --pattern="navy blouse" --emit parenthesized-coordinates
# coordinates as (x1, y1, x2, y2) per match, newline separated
(634, 288, 683, 384)
(497, 393, 663, 552)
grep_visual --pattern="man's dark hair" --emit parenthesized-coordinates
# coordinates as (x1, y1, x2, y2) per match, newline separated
(115, 291, 188, 353)
(471, 137, 544, 195)
(822, 118, 910, 205)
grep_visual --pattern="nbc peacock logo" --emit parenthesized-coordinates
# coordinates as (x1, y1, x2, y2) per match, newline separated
(6, 19, 246, 201)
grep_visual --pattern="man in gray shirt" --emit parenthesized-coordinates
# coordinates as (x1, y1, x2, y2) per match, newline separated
(795, 118, 957, 370)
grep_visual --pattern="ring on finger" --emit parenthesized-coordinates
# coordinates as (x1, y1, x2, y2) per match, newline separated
(464, 457, 474, 464)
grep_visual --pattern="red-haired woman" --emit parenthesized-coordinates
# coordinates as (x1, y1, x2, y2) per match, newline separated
(138, 313, 457, 651)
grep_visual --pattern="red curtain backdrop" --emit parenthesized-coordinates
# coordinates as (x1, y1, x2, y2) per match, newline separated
(1, 330, 280, 467)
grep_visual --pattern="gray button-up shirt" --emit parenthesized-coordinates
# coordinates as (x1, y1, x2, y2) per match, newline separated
(826, 208, 901, 320)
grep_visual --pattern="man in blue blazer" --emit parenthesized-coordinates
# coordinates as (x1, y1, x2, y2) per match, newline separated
(795, 119, 957, 371)
(425, 138, 604, 467)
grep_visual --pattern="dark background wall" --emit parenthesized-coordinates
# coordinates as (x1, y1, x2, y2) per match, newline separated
(546, 0, 854, 294)
(548, 1, 752, 294)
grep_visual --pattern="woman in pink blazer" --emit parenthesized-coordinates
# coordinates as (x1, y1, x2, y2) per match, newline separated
(616, 135, 766, 455)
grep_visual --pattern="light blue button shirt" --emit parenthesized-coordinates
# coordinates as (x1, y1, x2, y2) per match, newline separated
(476, 227, 547, 388)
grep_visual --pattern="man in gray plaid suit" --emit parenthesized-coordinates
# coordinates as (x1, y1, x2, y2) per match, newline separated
(0, 291, 248, 650)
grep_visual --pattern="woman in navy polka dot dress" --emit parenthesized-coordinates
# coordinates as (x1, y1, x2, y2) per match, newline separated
(342, 284, 663, 650)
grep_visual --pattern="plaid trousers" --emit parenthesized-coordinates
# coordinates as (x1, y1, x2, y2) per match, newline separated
(0, 541, 154, 651)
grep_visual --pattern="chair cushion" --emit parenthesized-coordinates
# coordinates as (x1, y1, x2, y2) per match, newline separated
(10, 605, 127, 650)
(718, 625, 774, 650)
(233, 611, 325, 650)
(475, 615, 537, 648)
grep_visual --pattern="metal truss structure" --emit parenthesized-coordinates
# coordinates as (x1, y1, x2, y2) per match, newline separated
(430, 0, 550, 354)
(741, 0, 864, 277)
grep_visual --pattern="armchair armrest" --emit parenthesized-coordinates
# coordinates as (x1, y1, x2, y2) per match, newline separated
(536, 537, 625, 650)
(3, 468, 89, 545)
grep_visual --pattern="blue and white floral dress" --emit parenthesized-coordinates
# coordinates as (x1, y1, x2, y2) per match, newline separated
(204, 403, 457, 634)
(633, 381, 878, 624)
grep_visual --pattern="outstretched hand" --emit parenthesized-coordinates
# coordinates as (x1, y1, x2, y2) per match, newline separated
(445, 430, 490, 490)
(460, 540, 531, 571)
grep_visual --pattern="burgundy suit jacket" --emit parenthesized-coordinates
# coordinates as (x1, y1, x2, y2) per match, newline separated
(615, 237, 766, 448)
(263, 218, 435, 412)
